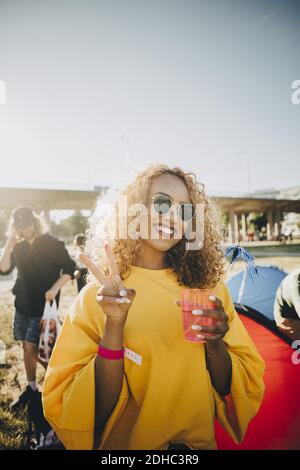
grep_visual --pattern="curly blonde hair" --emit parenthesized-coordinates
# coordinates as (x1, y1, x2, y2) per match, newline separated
(86, 163, 225, 288)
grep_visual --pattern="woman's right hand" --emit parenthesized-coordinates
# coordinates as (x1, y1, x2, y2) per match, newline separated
(79, 243, 136, 326)
(7, 225, 18, 248)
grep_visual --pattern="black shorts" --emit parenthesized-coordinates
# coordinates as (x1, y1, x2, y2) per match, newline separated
(13, 310, 41, 344)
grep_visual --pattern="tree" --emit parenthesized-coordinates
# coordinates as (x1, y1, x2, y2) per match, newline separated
(221, 212, 229, 239)
(50, 211, 89, 240)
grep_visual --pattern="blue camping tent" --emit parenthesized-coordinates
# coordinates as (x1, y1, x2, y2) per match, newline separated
(227, 265, 287, 321)
(218, 265, 300, 449)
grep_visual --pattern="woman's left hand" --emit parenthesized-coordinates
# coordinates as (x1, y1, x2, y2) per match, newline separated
(176, 294, 230, 342)
(196, 295, 230, 342)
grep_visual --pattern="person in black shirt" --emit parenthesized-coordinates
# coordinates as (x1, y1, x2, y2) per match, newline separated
(0, 206, 76, 409)
(73, 233, 88, 292)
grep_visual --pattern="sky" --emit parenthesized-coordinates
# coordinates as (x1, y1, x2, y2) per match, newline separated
(0, 0, 299, 196)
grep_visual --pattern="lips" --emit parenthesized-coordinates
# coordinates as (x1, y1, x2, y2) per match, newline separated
(154, 224, 175, 237)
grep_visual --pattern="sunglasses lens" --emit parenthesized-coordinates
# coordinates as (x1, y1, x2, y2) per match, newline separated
(180, 203, 195, 221)
(153, 195, 171, 214)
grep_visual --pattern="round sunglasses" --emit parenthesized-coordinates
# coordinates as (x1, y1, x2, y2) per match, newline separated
(149, 193, 195, 221)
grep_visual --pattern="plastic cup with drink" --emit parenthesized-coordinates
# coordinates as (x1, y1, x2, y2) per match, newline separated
(180, 288, 220, 343)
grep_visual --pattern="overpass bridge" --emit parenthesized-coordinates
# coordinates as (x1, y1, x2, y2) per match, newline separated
(1, 187, 299, 243)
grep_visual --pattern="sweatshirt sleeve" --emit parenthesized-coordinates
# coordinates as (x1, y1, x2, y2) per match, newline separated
(289, 273, 300, 317)
(42, 282, 130, 450)
(212, 282, 265, 443)
(54, 239, 76, 279)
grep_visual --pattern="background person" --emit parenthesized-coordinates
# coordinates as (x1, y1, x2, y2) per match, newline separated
(73, 233, 88, 293)
(274, 267, 300, 341)
(0, 206, 76, 409)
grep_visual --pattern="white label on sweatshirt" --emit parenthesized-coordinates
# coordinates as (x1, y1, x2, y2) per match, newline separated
(124, 347, 142, 366)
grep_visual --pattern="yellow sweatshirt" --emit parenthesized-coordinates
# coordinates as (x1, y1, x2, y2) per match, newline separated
(42, 265, 265, 450)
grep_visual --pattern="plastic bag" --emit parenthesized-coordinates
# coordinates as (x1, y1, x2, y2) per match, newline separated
(38, 300, 61, 363)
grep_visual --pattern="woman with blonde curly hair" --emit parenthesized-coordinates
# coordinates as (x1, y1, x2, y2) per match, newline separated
(42, 164, 265, 450)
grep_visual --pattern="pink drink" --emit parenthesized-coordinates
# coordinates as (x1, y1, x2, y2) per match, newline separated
(180, 289, 218, 343)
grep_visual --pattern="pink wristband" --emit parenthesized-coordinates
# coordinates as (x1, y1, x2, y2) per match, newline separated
(98, 343, 125, 360)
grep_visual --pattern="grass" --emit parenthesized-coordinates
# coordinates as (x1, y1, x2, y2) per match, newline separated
(0, 404, 29, 450)
(244, 243, 300, 256)
(0, 281, 78, 450)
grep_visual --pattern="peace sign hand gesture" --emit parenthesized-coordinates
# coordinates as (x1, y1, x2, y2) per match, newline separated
(80, 243, 136, 326)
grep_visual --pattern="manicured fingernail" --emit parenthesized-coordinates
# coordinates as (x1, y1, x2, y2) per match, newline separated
(192, 309, 203, 315)
(117, 297, 130, 303)
(119, 289, 127, 296)
(192, 325, 202, 331)
(196, 334, 206, 339)
(209, 295, 216, 301)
